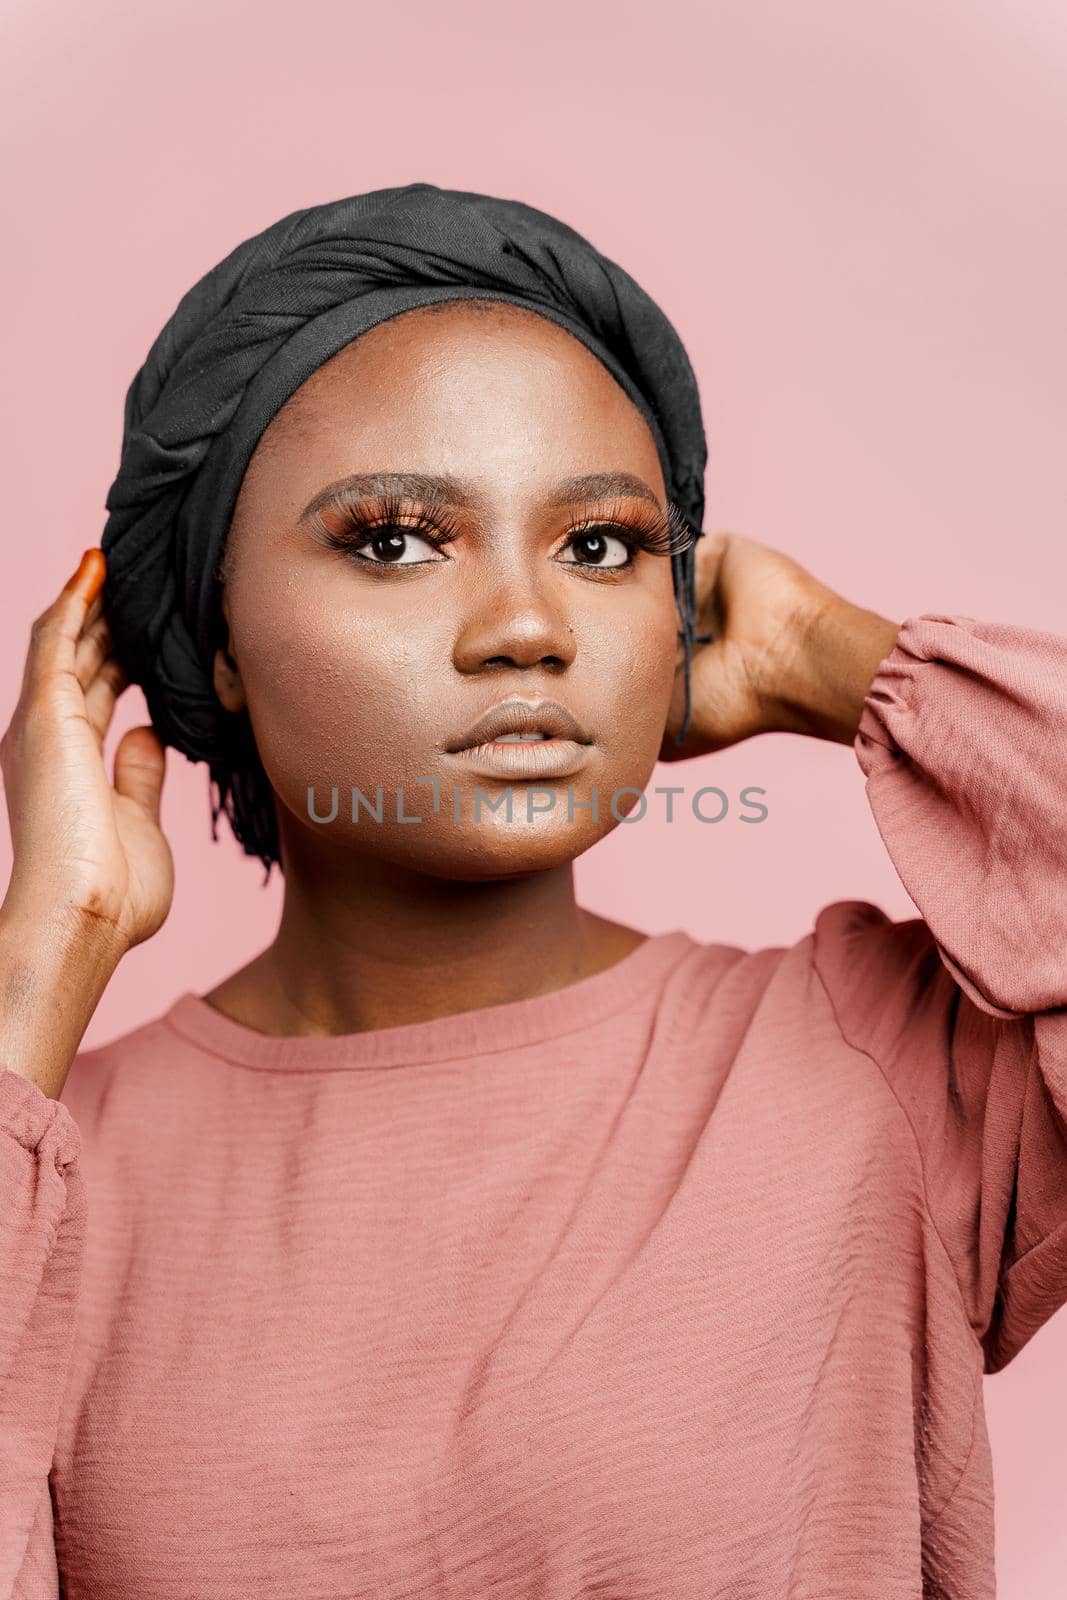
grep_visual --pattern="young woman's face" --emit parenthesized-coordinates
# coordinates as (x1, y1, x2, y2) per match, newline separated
(216, 301, 682, 880)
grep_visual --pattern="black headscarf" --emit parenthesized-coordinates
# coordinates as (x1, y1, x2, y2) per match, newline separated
(100, 183, 708, 865)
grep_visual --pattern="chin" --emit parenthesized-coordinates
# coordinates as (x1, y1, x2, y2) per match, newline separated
(378, 817, 610, 881)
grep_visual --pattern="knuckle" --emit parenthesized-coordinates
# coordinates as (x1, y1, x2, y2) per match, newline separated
(29, 611, 59, 649)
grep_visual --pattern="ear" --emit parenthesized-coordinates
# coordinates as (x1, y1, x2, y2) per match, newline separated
(212, 593, 247, 713)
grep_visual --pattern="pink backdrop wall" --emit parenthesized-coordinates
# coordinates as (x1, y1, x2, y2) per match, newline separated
(2, 0, 1065, 1589)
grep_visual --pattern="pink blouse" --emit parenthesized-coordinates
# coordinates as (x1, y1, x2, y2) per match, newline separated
(2, 613, 1066, 1598)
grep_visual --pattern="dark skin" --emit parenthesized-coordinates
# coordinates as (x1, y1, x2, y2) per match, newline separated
(207, 302, 682, 1032)
(0, 300, 901, 1092)
(203, 301, 899, 1036)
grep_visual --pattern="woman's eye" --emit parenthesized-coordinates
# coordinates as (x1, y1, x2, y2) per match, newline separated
(560, 529, 633, 569)
(353, 528, 447, 565)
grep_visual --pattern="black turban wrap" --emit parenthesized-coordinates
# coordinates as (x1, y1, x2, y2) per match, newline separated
(100, 182, 708, 868)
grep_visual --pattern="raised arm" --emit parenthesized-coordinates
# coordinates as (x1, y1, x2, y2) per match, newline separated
(0, 550, 173, 1593)
(812, 612, 1067, 1372)
(656, 529, 1067, 1370)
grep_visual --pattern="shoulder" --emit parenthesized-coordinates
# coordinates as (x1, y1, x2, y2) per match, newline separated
(812, 898, 940, 988)
(810, 898, 963, 1068)
(59, 997, 194, 1150)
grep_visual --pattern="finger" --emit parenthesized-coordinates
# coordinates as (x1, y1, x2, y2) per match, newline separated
(83, 654, 130, 745)
(81, 586, 106, 634)
(693, 530, 728, 590)
(19, 550, 107, 705)
(75, 613, 117, 685)
(113, 725, 167, 826)
(74, 612, 113, 690)
(693, 534, 728, 623)
(66, 548, 106, 604)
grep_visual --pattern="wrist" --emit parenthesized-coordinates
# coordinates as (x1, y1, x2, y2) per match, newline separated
(1, 870, 131, 958)
(764, 588, 901, 745)
(0, 888, 127, 994)
(0, 899, 125, 1097)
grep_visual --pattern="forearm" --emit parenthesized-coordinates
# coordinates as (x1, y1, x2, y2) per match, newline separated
(0, 901, 123, 1100)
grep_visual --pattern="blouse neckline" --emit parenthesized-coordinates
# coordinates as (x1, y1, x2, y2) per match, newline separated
(162, 929, 697, 1072)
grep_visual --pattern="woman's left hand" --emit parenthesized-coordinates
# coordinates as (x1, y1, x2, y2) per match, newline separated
(658, 530, 901, 761)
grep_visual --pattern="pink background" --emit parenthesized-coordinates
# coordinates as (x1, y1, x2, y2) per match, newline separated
(2, 0, 1065, 1588)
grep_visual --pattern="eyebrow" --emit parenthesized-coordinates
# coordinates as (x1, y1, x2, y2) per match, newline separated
(297, 470, 664, 524)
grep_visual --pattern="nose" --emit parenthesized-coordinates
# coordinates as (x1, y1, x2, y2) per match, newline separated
(451, 562, 578, 675)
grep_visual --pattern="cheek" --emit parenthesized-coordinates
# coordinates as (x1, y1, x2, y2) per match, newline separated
(233, 589, 441, 790)
(592, 587, 679, 745)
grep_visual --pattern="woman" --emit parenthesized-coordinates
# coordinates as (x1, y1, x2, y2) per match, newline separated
(2, 183, 1065, 1599)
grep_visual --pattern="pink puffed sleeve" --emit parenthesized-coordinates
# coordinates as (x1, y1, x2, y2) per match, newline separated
(0, 1066, 85, 1596)
(812, 613, 1067, 1373)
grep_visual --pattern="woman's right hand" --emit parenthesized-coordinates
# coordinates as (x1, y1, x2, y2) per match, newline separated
(1, 549, 174, 959)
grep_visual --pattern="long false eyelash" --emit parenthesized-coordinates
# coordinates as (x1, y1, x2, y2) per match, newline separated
(566, 498, 694, 560)
(314, 490, 467, 554)
(315, 489, 696, 564)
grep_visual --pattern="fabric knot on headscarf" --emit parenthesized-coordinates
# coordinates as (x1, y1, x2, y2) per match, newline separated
(100, 182, 709, 767)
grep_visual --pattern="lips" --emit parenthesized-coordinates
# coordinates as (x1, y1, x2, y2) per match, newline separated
(446, 698, 592, 753)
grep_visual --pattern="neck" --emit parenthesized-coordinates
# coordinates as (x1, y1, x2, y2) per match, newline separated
(206, 837, 644, 1037)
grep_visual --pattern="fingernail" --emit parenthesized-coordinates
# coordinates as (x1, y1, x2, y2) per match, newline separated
(64, 548, 106, 600)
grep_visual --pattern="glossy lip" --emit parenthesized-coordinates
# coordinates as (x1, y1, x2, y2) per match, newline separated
(446, 697, 593, 753)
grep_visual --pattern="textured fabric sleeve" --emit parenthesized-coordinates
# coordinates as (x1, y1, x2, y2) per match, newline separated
(811, 613, 1067, 1375)
(0, 1066, 85, 1597)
